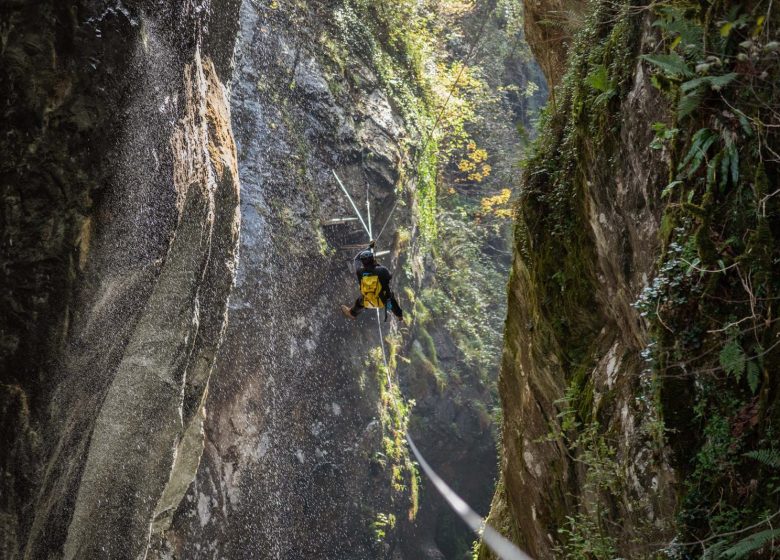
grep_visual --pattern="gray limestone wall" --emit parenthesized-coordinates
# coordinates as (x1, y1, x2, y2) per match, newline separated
(153, 2, 418, 557)
(1, 2, 242, 557)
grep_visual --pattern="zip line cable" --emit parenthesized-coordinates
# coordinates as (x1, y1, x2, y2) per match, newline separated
(405, 434, 535, 560)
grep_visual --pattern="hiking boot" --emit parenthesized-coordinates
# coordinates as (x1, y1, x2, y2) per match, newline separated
(341, 305, 356, 320)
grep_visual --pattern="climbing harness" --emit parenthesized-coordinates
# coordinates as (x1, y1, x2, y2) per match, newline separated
(332, 170, 533, 560)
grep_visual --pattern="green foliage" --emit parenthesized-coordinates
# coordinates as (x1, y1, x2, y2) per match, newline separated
(555, 513, 617, 560)
(746, 360, 761, 394)
(642, 53, 694, 77)
(678, 73, 739, 118)
(413, 209, 510, 387)
(372, 512, 397, 542)
(511, 0, 779, 555)
(719, 339, 746, 380)
(545, 386, 630, 559)
(651, 5, 704, 56)
(416, 139, 439, 241)
(470, 538, 481, 560)
(642, 5, 756, 120)
(677, 87, 705, 119)
(720, 528, 780, 559)
(639, 0, 780, 554)
(678, 128, 717, 176)
(584, 64, 616, 105)
(369, 347, 420, 522)
(650, 121, 679, 150)
(704, 527, 780, 559)
(744, 449, 780, 469)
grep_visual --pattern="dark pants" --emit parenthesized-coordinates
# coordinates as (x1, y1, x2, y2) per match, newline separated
(351, 293, 403, 318)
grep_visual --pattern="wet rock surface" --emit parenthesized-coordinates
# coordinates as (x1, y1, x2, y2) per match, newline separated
(1, 1, 241, 557)
(152, 2, 414, 558)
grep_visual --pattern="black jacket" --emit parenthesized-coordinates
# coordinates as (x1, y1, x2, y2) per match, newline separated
(354, 255, 403, 319)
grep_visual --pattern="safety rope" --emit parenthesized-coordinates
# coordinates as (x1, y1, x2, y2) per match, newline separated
(333, 170, 370, 236)
(374, 200, 397, 246)
(366, 182, 373, 238)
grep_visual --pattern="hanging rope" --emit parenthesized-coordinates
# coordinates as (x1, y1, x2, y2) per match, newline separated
(333, 170, 370, 237)
(374, 200, 398, 246)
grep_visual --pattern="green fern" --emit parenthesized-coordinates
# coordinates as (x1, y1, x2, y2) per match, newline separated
(681, 73, 739, 94)
(719, 339, 746, 380)
(679, 128, 717, 176)
(744, 448, 780, 468)
(746, 361, 761, 394)
(642, 53, 694, 78)
(718, 528, 780, 559)
(703, 540, 729, 560)
(678, 87, 705, 118)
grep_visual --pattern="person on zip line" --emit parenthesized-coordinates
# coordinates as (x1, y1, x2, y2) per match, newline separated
(341, 240, 404, 322)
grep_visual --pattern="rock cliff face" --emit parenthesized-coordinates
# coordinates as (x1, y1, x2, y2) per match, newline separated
(522, 0, 586, 89)
(2, 0, 547, 558)
(1, 2, 241, 557)
(151, 2, 418, 557)
(482, 10, 677, 557)
(483, 0, 780, 558)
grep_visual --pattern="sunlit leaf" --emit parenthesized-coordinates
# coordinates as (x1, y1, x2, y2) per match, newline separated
(585, 64, 610, 92)
(753, 15, 766, 37)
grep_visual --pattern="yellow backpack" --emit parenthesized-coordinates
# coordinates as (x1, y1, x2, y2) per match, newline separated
(360, 274, 384, 308)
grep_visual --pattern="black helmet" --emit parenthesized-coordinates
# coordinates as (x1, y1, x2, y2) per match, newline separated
(358, 249, 375, 264)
